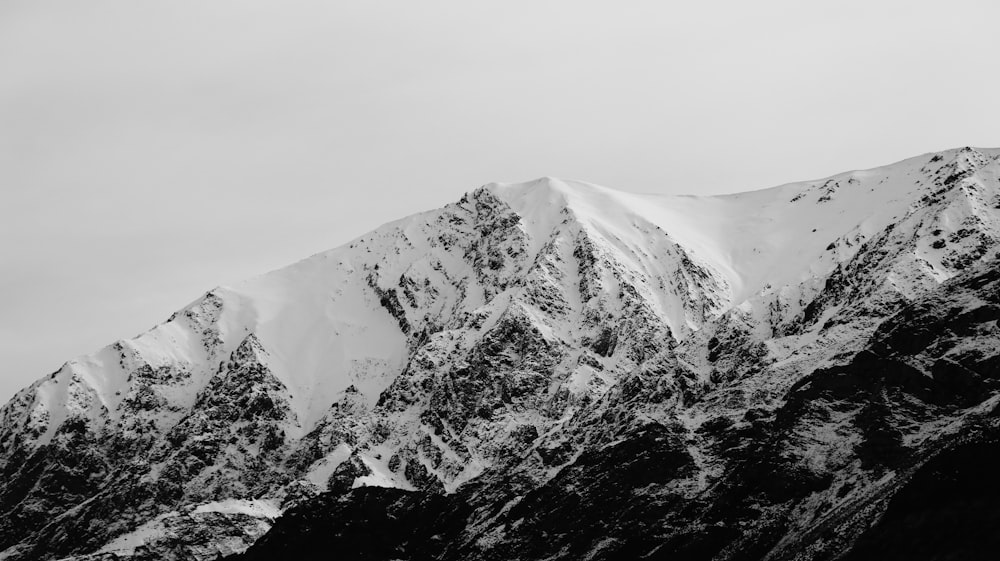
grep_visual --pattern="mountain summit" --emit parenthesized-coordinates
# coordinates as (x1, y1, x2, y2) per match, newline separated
(3, 147, 1000, 560)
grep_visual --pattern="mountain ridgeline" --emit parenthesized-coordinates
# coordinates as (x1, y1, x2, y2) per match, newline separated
(3, 147, 1000, 560)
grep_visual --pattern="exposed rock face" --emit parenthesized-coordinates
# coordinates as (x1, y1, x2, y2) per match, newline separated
(2, 147, 1000, 560)
(233, 256, 1000, 561)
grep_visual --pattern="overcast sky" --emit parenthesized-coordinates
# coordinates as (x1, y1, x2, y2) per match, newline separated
(2, 0, 999, 401)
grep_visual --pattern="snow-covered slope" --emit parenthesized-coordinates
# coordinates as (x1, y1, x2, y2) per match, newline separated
(2, 146, 1000, 561)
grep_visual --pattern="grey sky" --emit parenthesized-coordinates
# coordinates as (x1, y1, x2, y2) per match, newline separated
(2, 0, 999, 401)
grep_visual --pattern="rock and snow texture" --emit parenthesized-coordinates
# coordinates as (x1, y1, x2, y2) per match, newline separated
(2, 146, 1000, 560)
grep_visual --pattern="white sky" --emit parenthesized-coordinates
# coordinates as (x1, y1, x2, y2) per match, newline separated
(2, 0, 1000, 401)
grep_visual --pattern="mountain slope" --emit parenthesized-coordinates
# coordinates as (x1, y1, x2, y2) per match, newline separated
(234, 255, 1000, 561)
(2, 146, 1000, 560)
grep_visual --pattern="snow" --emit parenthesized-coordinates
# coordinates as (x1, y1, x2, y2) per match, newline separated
(7, 144, 1000, 560)
(353, 449, 415, 490)
(192, 498, 281, 519)
(225, 264, 409, 432)
(95, 499, 279, 557)
(13, 145, 1000, 454)
(489, 149, 999, 313)
(98, 514, 175, 555)
(304, 443, 352, 487)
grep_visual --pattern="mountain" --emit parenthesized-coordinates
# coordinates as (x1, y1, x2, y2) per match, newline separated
(2, 146, 1000, 560)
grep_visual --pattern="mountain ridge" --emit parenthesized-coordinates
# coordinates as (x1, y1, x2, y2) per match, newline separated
(2, 146, 1000, 560)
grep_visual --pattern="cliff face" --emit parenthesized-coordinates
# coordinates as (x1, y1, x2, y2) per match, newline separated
(3, 147, 1000, 561)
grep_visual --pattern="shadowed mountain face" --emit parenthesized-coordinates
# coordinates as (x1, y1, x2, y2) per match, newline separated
(3, 147, 1000, 560)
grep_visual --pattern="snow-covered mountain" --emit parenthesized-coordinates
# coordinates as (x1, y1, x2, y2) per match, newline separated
(3, 147, 1000, 560)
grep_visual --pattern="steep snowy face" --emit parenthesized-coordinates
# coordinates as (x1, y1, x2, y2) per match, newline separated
(10, 176, 738, 440)
(0, 175, 733, 559)
(489, 146, 1000, 333)
(615, 146, 1000, 304)
(2, 146, 1000, 561)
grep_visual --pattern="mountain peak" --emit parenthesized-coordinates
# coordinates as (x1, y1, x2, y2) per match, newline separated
(5, 147, 1000, 560)
(483, 176, 616, 209)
